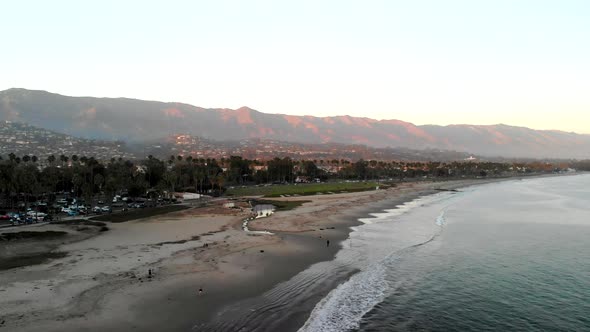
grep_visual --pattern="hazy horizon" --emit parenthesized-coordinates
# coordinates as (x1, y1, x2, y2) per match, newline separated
(2, 1, 589, 134)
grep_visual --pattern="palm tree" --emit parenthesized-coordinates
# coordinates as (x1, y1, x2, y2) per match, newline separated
(193, 168, 205, 194)
(163, 171, 177, 197)
(15, 164, 38, 212)
(94, 173, 105, 193)
(0, 162, 16, 209)
(72, 173, 83, 199)
(215, 174, 225, 193)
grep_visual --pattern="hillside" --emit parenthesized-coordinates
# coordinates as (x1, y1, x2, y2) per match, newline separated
(1, 88, 589, 159)
(0, 121, 133, 160)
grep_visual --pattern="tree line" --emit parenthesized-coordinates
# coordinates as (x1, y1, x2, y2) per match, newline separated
(0, 153, 572, 211)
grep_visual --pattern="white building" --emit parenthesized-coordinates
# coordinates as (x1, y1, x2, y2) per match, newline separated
(253, 204, 275, 218)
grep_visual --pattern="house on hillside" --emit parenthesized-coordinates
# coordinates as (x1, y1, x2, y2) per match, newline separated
(295, 176, 310, 183)
(135, 165, 148, 174)
(318, 165, 341, 174)
(252, 165, 268, 172)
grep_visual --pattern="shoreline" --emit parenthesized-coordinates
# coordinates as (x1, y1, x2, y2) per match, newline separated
(201, 178, 506, 331)
(146, 178, 510, 331)
(0, 177, 544, 331)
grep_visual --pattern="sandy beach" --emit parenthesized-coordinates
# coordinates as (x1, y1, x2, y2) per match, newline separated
(0, 179, 501, 331)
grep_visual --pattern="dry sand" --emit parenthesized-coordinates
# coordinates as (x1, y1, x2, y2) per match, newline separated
(0, 179, 499, 331)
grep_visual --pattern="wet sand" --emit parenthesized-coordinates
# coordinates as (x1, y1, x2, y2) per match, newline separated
(0, 179, 501, 332)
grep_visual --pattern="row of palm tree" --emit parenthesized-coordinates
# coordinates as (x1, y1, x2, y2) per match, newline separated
(0, 153, 555, 211)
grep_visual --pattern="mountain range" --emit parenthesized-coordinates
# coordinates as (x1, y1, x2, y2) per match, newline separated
(1, 88, 588, 159)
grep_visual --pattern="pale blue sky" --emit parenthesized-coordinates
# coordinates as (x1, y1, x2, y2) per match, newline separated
(2, 0, 589, 133)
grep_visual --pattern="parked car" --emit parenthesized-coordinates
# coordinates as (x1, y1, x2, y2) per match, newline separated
(27, 211, 47, 218)
(101, 206, 112, 213)
(67, 210, 79, 217)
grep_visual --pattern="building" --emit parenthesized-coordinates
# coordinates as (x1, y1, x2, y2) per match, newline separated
(252, 204, 275, 218)
(173, 192, 202, 201)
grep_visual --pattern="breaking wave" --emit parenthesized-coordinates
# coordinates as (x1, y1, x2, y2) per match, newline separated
(299, 191, 463, 332)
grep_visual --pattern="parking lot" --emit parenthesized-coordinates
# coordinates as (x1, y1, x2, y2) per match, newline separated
(1, 194, 180, 229)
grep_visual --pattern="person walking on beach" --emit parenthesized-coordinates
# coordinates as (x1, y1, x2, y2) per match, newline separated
(326, 239, 330, 247)
(198, 288, 203, 295)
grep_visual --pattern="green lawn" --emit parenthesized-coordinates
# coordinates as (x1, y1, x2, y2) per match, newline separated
(226, 181, 383, 197)
(250, 199, 311, 211)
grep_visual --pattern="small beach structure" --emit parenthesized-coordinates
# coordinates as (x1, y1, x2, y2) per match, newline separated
(173, 192, 203, 201)
(223, 201, 236, 208)
(252, 204, 276, 218)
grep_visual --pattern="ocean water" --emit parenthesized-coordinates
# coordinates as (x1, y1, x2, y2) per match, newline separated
(198, 175, 590, 331)
(301, 175, 590, 332)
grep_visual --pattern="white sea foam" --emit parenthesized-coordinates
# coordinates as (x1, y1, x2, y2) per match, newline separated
(298, 262, 389, 332)
(436, 210, 447, 226)
(358, 195, 439, 225)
